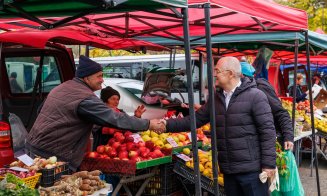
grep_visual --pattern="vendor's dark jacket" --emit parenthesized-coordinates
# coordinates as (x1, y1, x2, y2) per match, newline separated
(27, 78, 149, 170)
(255, 78, 293, 143)
(167, 77, 276, 174)
(288, 85, 307, 103)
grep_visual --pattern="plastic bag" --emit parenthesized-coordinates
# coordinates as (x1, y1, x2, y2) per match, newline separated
(8, 113, 28, 155)
(271, 150, 304, 196)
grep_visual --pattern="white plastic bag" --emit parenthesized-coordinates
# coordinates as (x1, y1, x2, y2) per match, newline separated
(8, 113, 28, 155)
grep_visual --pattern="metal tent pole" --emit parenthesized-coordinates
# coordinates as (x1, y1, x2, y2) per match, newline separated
(204, 3, 219, 196)
(199, 51, 203, 104)
(182, 7, 202, 196)
(291, 40, 299, 141)
(304, 30, 321, 196)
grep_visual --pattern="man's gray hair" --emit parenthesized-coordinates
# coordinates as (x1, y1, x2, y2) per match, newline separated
(216, 57, 241, 78)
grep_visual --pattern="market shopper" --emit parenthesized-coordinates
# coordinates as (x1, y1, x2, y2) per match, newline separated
(241, 60, 294, 150)
(162, 57, 276, 196)
(26, 55, 163, 171)
(288, 73, 308, 103)
(92, 86, 146, 149)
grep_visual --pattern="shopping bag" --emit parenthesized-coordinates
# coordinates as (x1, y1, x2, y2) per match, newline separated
(8, 113, 28, 156)
(271, 150, 304, 196)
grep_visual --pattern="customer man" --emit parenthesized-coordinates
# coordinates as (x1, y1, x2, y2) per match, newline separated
(241, 61, 294, 150)
(27, 55, 162, 171)
(163, 57, 276, 196)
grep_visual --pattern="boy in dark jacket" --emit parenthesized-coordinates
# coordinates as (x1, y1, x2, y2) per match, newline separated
(241, 60, 294, 150)
(162, 57, 276, 196)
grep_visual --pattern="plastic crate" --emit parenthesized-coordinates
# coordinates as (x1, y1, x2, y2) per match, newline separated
(173, 160, 225, 195)
(121, 162, 181, 196)
(39, 163, 69, 187)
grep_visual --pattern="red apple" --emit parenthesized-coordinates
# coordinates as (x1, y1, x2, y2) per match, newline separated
(104, 146, 113, 154)
(148, 152, 156, 159)
(108, 138, 116, 145)
(138, 141, 145, 147)
(126, 142, 136, 151)
(112, 142, 121, 150)
(119, 151, 129, 160)
(96, 145, 105, 154)
(140, 149, 150, 158)
(114, 132, 123, 139)
(153, 146, 161, 151)
(116, 135, 125, 143)
(124, 131, 133, 137)
(108, 149, 117, 158)
(125, 136, 134, 143)
(145, 141, 155, 150)
(86, 152, 99, 158)
(129, 150, 139, 158)
(153, 149, 164, 158)
(130, 156, 142, 162)
(117, 144, 127, 152)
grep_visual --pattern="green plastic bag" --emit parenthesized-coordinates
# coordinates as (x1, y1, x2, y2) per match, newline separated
(271, 151, 304, 196)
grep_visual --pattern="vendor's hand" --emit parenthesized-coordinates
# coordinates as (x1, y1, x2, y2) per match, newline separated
(134, 105, 146, 118)
(149, 119, 166, 133)
(284, 141, 294, 150)
(262, 168, 276, 178)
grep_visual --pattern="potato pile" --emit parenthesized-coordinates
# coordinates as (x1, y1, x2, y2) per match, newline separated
(39, 170, 105, 196)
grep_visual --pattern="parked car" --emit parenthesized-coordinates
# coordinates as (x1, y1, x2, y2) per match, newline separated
(0, 43, 75, 167)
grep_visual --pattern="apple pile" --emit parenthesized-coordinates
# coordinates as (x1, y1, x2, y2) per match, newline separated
(140, 130, 210, 147)
(86, 131, 170, 162)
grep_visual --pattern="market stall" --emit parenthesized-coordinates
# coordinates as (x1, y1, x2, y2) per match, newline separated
(0, 0, 315, 195)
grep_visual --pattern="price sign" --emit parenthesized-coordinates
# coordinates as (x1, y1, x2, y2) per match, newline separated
(166, 137, 178, 147)
(131, 134, 143, 143)
(17, 154, 34, 166)
(187, 132, 192, 142)
(176, 153, 192, 161)
(10, 167, 29, 172)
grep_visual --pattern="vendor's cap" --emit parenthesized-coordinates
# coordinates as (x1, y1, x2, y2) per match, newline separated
(101, 86, 120, 102)
(76, 55, 103, 78)
(240, 61, 255, 77)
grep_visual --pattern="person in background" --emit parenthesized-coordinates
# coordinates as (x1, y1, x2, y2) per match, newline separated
(92, 86, 146, 149)
(162, 57, 276, 196)
(9, 72, 23, 93)
(241, 61, 294, 150)
(288, 73, 307, 103)
(26, 55, 163, 171)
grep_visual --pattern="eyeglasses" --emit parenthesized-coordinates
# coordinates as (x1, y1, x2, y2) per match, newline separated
(215, 69, 231, 74)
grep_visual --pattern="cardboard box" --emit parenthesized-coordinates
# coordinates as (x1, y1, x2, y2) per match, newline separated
(314, 89, 327, 109)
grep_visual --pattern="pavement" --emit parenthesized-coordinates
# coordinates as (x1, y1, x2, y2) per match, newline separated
(299, 154, 327, 196)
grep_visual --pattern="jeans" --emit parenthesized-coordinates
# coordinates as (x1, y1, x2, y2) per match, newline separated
(224, 171, 269, 196)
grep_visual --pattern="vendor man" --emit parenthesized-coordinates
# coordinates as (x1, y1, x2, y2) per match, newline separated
(26, 55, 163, 171)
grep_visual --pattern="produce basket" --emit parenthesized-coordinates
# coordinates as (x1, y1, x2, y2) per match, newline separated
(0, 173, 42, 189)
(80, 156, 172, 175)
(39, 162, 69, 187)
(23, 173, 42, 189)
(173, 159, 225, 195)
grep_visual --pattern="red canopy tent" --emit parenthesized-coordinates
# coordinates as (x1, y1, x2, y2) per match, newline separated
(0, 1, 307, 40)
(0, 27, 167, 51)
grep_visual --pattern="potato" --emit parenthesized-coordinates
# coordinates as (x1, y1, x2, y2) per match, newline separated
(90, 180, 97, 186)
(79, 183, 91, 191)
(89, 176, 100, 181)
(82, 179, 91, 184)
(88, 170, 101, 176)
(73, 171, 88, 179)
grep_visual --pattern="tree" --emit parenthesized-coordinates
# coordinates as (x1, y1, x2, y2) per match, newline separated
(275, 0, 327, 32)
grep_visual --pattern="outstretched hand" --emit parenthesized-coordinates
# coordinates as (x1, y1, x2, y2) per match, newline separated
(134, 105, 146, 118)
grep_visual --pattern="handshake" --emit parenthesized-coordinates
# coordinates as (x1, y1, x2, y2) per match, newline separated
(149, 119, 167, 134)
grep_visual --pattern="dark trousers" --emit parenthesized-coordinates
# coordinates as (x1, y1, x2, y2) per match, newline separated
(224, 172, 269, 196)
